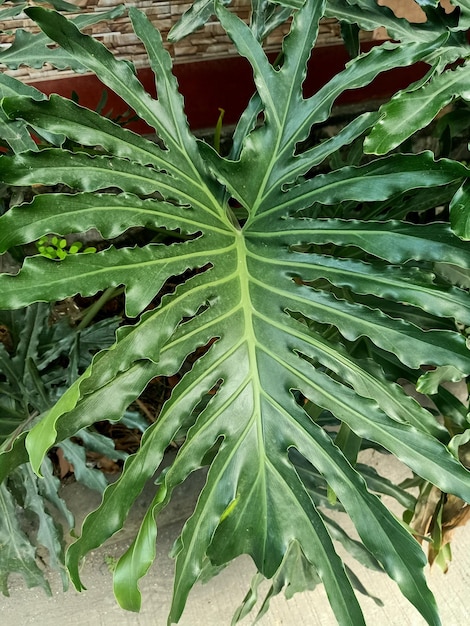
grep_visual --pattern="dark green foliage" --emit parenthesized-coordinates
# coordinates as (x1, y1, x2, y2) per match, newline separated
(0, 303, 130, 592)
(0, 1, 469, 624)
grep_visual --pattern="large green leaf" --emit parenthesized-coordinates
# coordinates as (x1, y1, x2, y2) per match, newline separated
(447, 0, 470, 29)
(0, 480, 51, 596)
(0, 106, 38, 154)
(0, 74, 66, 150)
(1, 3, 470, 625)
(11, 461, 69, 588)
(327, 0, 468, 48)
(0, 302, 125, 593)
(169, 0, 301, 43)
(0, 3, 27, 21)
(450, 180, 470, 240)
(365, 62, 470, 155)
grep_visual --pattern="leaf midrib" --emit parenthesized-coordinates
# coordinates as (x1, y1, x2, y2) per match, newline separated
(252, 305, 444, 437)
(248, 250, 470, 323)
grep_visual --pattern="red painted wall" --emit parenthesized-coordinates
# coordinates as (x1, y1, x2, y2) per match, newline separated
(28, 41, 426, 133)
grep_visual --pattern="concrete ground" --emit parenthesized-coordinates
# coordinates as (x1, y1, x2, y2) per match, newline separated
(1, 450, 470, 626)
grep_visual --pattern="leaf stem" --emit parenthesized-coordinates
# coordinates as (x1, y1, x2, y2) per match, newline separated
(76, 286, 124, 331)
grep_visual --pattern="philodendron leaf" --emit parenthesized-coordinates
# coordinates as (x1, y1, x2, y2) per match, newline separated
(325, 0, 441, 43)
(168, 0, 223, 42)
(0, 5, 126, 70)
(365, 62, 470, 155)
(1, 2, 470, 625)
(450, 180, 470, 241)
(0, 480, 51, 596)
(434, 262, 470, 289)
(0, 74, 66, 148)
(448, 430, 470, 460)
(57, 440, 108, 493)
(232, 541, 320, 623)
(0, 3, 27, 21)
(0, 74, 45, 152)
(450, 0, 470, 29)
(0, 73, 46, 100)
(169, 0, 302, 43)
(414, 0, 439, 7)
(417, 366, 466, 395)
(0, 109, 37, 153)
(17, 462, 69, 589)
(34, 0, 78, 10)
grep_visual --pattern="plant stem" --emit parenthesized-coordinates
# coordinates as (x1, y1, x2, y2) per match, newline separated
(76, 286, 124, 331)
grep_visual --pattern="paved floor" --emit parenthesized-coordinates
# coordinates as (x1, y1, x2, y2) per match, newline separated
(2, 452, 470, 625)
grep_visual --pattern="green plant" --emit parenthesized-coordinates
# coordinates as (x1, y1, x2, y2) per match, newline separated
(0, 301, 143, 593)
(0, 1, 470, 624)
(0, 0, 127, 154)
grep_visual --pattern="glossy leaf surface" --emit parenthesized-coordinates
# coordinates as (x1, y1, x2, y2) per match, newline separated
(0, 2, 469, 625)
